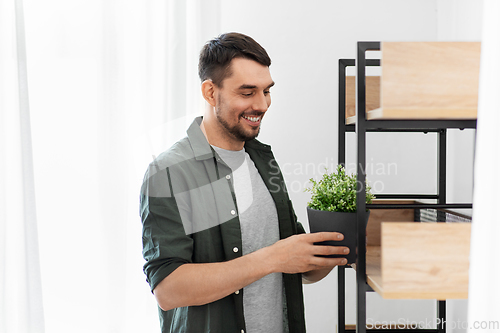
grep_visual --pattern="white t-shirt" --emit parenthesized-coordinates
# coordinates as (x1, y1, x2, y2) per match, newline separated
(212, 146, 283, 333)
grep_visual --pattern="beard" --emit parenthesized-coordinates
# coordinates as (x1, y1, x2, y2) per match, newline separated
(215, 97, 262, 142)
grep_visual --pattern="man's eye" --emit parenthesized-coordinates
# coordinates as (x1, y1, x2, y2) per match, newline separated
(242, 92, 253, 97)
(264, 90, 270, 95)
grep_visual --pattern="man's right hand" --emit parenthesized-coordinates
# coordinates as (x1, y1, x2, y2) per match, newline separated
(265, 232, 348, 275)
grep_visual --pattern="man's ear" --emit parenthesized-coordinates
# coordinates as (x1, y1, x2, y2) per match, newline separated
(201, 80, 216, 107)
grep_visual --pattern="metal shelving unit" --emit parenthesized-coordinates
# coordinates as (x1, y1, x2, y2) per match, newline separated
(336, 42, 476, 333)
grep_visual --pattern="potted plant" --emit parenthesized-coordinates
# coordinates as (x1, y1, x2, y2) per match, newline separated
(305, 165, 375, 264)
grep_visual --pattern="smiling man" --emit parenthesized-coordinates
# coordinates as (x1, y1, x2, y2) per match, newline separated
(200, 56, 274, 149)
(140, 32, 348, 333)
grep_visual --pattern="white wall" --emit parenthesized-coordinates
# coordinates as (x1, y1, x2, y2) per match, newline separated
(218, 1, 441, 331)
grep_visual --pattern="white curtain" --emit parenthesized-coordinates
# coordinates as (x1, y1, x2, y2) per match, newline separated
(1, 1, 220, 332)
(0, 0, 45, 332)
(468, 0, 500, 331)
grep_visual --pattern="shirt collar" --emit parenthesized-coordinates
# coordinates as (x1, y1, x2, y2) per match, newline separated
(244, 138, 272, 152)
(187, 116, 215, 161)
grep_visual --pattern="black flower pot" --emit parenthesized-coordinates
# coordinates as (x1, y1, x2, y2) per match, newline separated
(306, 207, 370, 264)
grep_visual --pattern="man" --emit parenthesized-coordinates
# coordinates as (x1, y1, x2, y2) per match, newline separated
(140, 32, 348, 333)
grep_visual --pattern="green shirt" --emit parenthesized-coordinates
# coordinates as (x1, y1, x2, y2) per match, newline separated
(140, 117, 306, 333)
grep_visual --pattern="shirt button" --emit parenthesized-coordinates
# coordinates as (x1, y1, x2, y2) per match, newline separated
(235, 290, 240, 295)
(233, 247, 239, 253)
(230, 210, 236, 215)
(226, 175, 231, 180)
(241, 330, 245, 333)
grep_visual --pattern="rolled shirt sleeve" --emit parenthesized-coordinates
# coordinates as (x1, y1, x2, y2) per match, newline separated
(141, 195, 194, 292)
(140, 161, 194, 292)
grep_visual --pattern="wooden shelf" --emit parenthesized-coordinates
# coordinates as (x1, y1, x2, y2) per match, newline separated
(346, 42, 480, 124)
(362, 222, 471, 300)
(345, 76, 380, 124)
(366, 200, 416, 246)
(365, 107, 477, 121)
(366, 246, 384, 295)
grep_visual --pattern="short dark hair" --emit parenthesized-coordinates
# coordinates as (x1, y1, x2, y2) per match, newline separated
(198, 32, 271, 87)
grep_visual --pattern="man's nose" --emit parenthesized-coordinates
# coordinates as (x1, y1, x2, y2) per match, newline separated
(252, 92, 269, 111)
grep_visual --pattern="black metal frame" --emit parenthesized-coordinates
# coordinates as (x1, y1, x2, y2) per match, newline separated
(337, 42, 476, 333)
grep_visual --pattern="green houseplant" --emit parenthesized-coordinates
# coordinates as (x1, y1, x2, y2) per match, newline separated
(305, 165, 375, 264)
